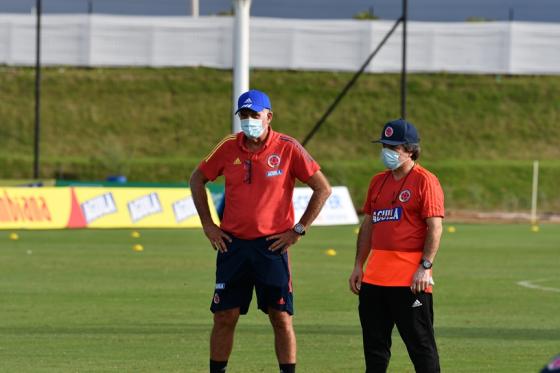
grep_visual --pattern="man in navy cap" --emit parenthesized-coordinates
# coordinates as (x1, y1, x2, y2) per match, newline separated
(190, 89, 331, 373)
(349, 119, 445, 372)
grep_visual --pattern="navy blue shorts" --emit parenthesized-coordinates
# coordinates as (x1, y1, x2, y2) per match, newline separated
(210, 234, 294, 315)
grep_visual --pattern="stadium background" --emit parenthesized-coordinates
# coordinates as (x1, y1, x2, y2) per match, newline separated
(0, 1, 559, 372)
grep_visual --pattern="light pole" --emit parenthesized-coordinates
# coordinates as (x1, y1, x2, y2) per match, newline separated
(191, 0, 199, 17)
(232, 0, 251, 133)
(34, 0, 42, 179)
(400, 0, 408, 119)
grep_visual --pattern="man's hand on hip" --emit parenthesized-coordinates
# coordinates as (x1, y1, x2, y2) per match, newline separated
(266, 230, 301, 254)
(203, 223, 232, 253)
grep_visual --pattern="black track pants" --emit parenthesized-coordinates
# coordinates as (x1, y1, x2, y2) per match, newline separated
(358, 283, 440, 373)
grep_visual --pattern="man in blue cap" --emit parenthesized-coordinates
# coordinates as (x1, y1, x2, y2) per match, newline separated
(190, 89, 331, 373)
(349, 119, 445, 372)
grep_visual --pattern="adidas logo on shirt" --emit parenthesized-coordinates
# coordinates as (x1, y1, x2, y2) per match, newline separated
(411, 299, 423, 308)
(233, 158, 241, 165)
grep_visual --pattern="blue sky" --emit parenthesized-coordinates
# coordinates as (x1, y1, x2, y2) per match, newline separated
(1, 0, 559, 22)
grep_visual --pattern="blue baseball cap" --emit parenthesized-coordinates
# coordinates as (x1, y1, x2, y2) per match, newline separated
(373, 118, 420, 145)
(235, 90, 272, 114)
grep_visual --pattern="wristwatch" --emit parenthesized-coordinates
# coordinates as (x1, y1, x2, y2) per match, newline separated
(293, 223, 306, 236)
(421, 258, 432, 270)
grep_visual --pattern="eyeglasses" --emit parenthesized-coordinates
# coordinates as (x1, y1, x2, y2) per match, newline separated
(243, 160, 252, 184)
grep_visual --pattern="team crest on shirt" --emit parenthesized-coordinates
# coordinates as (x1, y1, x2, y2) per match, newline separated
(267, 154, 281, 168)
(213, 293, 220, 304)
(398, 189, 412, 203)
(384, 126, 394, 137)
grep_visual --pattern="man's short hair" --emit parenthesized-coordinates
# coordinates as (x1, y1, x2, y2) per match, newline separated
(404, 143, 421, 160)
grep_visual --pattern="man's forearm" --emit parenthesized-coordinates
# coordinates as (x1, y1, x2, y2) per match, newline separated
(190, 170, 215, 227)
(423, 217, 443, 262)
(298, 188, 330, 228)
(298, 171, 331, 228)
(354, 219, 372, 268)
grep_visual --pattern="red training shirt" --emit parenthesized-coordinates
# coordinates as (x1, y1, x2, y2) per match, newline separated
(362, 164, 444, 290)
(198, 129, 320, 239)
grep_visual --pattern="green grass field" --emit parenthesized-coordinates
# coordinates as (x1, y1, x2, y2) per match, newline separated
(1, 225, 559, 372)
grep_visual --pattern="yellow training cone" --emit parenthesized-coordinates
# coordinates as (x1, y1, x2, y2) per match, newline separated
(325, 248, 337, 256)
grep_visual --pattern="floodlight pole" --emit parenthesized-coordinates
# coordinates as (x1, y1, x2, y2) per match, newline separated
(301, 18, 402, 147)
(34, 0, 42, 179)
(401, 0, 408, 119)
(232, 0, 251, 133)
(191, 0, 199, 17)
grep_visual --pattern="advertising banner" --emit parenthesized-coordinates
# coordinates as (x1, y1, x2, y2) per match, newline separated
(0, 188, 72, 229)
(73, 188, 216, 228)
(293, 186, 359, 226)
(0, 187, 217, 230)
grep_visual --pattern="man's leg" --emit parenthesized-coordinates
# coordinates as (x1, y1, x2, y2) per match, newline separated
(253, 237, 295, 371)
(393, 290, 440, 373)
(359, 284, 394, 373)
(268, 308, 296, 372)
(210, 308, 241, 369)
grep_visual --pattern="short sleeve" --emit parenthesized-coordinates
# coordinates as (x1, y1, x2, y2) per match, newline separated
(290, 142, 320, 182)
(420, 173, 445, 219)
(198, 136, 233, 181)
(361, 176, 377, 215)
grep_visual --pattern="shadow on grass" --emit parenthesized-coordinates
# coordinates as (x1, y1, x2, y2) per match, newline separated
(1, 324, 558, 341)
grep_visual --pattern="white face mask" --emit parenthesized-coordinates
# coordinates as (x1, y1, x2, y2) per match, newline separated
(240, 118, 264, 139)
(381, 148, 403, 170)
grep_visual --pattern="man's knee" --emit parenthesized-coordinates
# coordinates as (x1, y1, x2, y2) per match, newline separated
(268, 309, 293, 333)
(213, 309, 240, 330)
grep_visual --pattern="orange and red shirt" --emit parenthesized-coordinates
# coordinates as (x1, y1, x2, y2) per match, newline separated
(362, 164, 444, 289)
(198, 129, 320, 240)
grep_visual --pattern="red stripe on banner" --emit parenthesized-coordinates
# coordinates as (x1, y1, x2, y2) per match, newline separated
(66, 188, 87, 228)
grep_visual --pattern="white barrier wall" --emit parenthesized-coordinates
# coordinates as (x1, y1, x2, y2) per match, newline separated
(1, 14, 560, 74)
(293, 186, 359, 226)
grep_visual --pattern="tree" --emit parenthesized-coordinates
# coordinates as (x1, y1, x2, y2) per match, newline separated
(353, 7, 379, 20)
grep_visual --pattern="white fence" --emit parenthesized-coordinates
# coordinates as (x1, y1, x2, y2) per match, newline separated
(1, 14, 559, 74)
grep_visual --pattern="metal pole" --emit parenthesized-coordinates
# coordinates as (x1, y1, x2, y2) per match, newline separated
(302, 18, 402, 147)
(191, 0, 199, 17)
(232, 0, 251, 133)
(34, 0, 42, 179)
(530, 160, 539, 224)
(401, 0, 408, 119)
(88, 0, 93, 14)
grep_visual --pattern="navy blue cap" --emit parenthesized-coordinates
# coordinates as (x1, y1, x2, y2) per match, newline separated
(373, 118, 420, 145)
(235, 90, 272, 114)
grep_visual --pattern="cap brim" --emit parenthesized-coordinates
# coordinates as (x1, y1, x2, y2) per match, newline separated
(235, 104, 266, 114)
(372, 139, 406, 145)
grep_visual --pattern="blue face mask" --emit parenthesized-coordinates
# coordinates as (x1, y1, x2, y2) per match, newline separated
(240, 118, 264, 139)
(381, 148, 403, 170)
